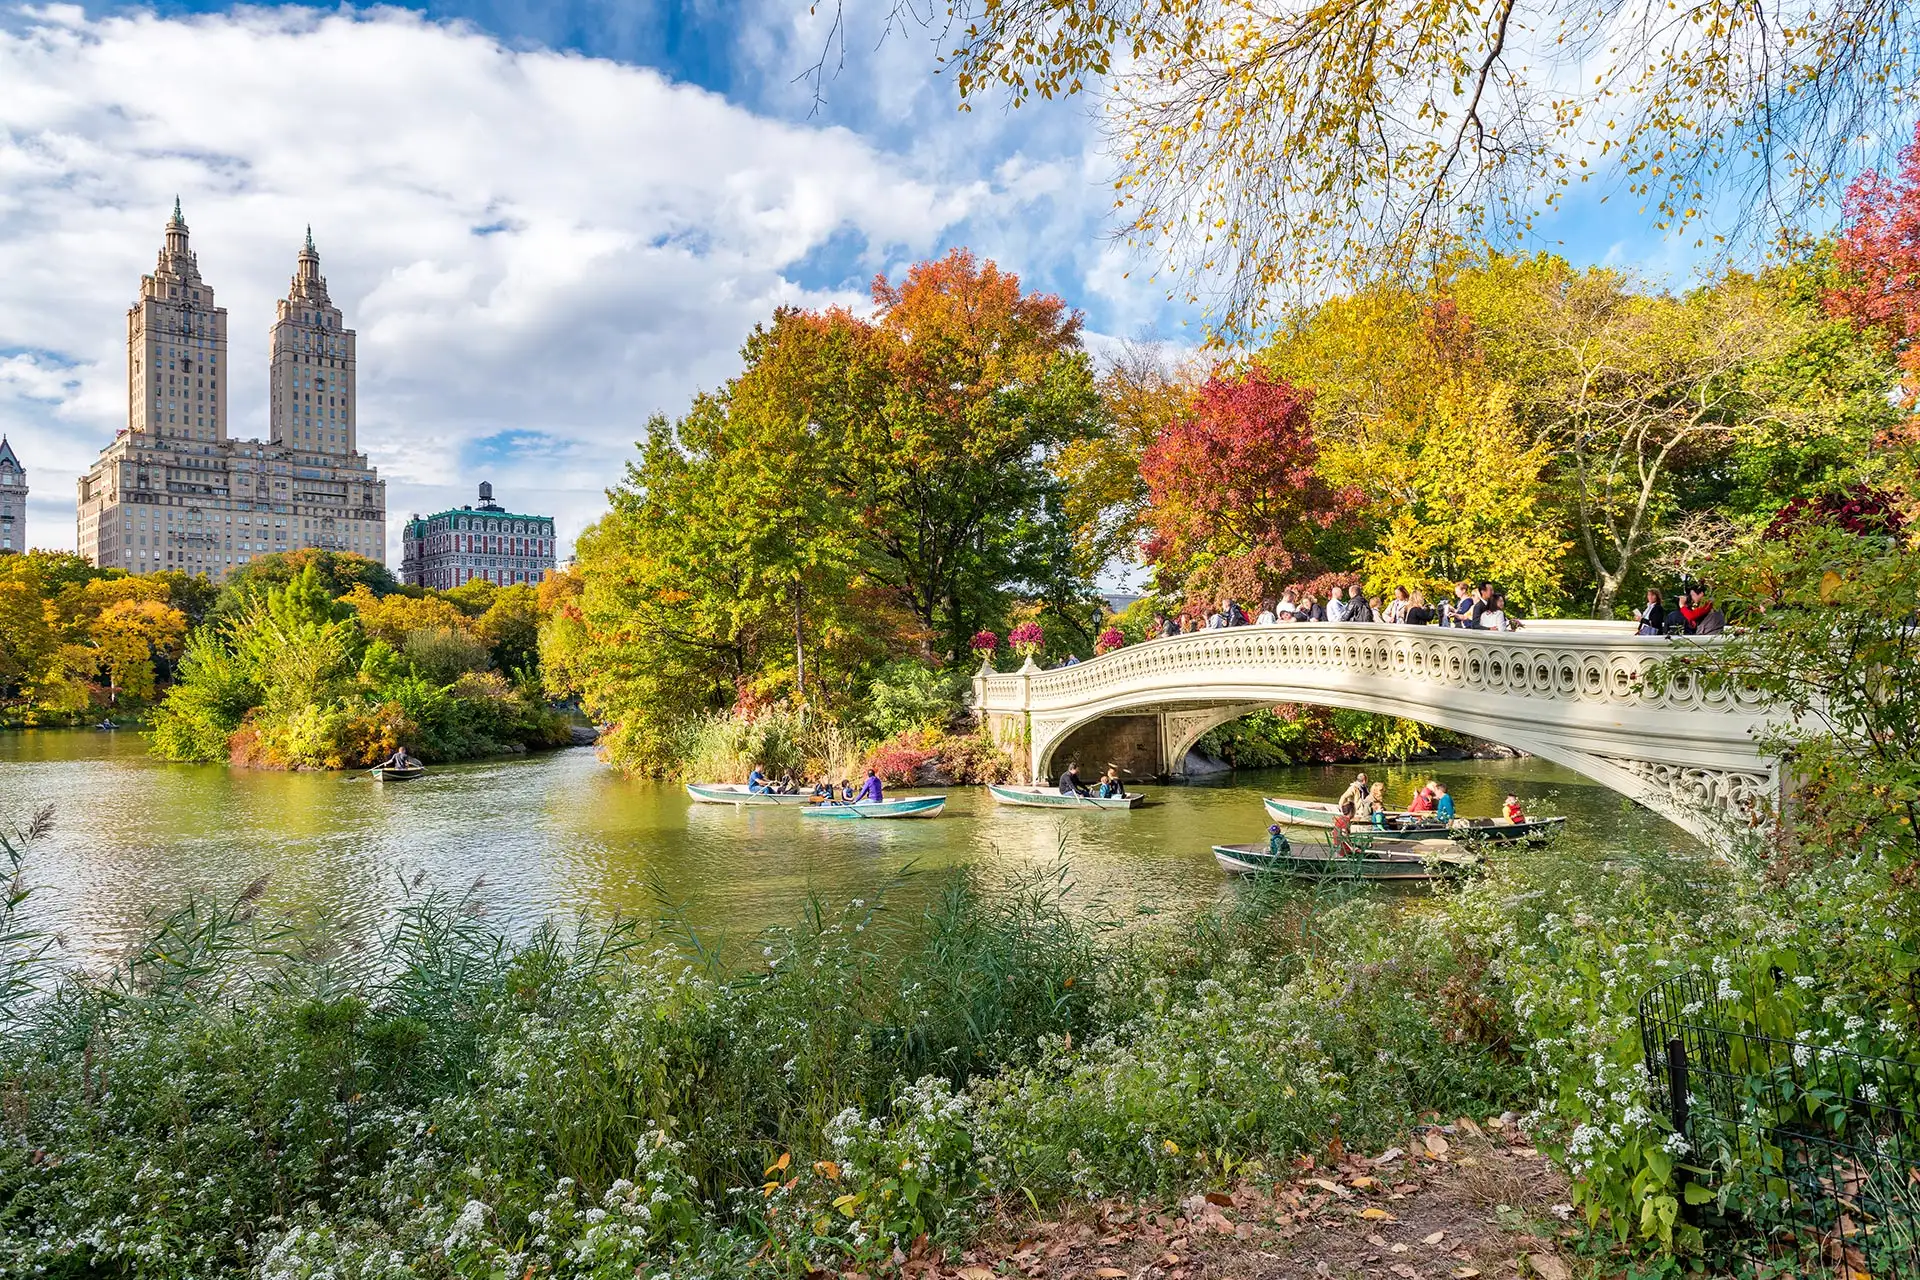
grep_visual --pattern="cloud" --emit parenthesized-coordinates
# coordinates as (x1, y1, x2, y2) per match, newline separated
(0, 3, 1174, 557)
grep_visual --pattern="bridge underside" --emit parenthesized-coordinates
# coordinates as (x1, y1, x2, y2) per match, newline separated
(983, 685, 1777, 848)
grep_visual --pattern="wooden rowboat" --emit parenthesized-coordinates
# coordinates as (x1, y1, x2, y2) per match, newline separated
(987, 783, 1145, 811)
(370, 763, 427, 781)
(800, 796, 947, 820)
(685, 782, 818, 806)
(1263, 797, 1564, 844)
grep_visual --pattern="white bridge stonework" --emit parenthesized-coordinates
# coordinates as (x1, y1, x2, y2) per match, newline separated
(972, 623, 1782, 846)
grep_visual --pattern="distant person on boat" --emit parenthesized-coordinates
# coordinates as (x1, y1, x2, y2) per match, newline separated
(1268, 824, 1291, 857)
(776, 773, 798, 794)
(1407, 782, 1437, 814)
(1336, 772, 1370, 813)
(1431, 781, 1456, 822)
(747, 765, 770, 794)
(812, 779, 835, 799)
(840, 779, 857, 801)
(1503, 794, 1526, 823)
(379, 746, 420, 771)
(855, 769, 884, 804)
(1365, 782, 1388, 826)
(1058, 762, 1090, 796)
(1098, 766, 1127, 799)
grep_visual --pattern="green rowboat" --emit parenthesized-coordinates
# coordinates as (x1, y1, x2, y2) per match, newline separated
(685, 782, 818, 806)
(799, 795, 947, 820)
(987, 783, 1144, 810)
(1263, 796, 1564, 843)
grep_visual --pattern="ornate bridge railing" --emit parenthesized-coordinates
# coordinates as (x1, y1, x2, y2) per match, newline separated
(972, 623, 1781, 845)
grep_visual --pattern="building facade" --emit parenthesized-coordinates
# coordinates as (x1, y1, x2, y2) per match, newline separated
(76, 203, 387, 580)
(400, 482, 557, 589)
(0, 437, 24, 553)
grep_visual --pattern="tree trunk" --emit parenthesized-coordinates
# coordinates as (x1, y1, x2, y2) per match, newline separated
(793, 585, 805, 697)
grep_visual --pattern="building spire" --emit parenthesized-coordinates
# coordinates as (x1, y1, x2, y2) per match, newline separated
(304, 224, 315, 254)
(169, 196, 185, 227)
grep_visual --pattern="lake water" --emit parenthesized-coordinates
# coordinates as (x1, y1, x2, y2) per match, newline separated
(1, 730, 1702, 966)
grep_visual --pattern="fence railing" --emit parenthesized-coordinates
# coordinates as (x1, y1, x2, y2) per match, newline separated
(1639, 970, 1920, 1276)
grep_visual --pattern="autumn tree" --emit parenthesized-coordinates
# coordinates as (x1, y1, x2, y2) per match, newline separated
(838, 249, 1105, 658)
(1138, 366, 1362, 605)
(89, 598, 188, 703)
(912, 0, 1920, 337)
(1056, 341, 1200, 582)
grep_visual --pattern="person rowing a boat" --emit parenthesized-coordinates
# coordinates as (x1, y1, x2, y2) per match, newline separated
(379, 745, 420, 771)
(854, 768, 884, 805)
(1058, 762, 1090, 796)
(746, 765, 770, 794)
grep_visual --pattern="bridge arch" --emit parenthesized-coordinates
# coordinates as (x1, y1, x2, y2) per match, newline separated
(974, 624, 1782, 847)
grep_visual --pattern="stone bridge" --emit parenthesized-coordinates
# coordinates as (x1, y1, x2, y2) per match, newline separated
(972, 622, 1783, 845)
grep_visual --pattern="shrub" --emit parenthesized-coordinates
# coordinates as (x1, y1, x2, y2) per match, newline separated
(860, 660, 964, 740)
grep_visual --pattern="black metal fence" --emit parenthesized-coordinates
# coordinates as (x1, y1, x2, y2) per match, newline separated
(1639, 970, 1920, 1276)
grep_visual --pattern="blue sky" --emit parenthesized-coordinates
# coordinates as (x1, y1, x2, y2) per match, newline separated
(0, 0, 1730, 560)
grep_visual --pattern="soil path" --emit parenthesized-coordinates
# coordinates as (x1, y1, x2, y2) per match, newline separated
(924, 1120, 1583, 1280)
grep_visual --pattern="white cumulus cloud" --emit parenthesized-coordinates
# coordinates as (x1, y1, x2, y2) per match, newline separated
(0, 3, 1162, 557)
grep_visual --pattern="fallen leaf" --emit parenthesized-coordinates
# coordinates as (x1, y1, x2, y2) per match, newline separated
(1390, 1265, 1420, 1279)
(1453, 1270, 1482, 1279)
(1367, 1233, 1387, 1246)
(1348, 1175, 1380, 1190)
(1390, 1242, 1410, 1252)
(1456, 1116, 1484, 1137)
(1095, 1270, 1127, 1279)
(1304, 1177, 1352, 1198)
(1360, 1207, 1397, 1222)
(1373, 1147, 1405, 1167)
(957, 1269, 995, 1280)
(1528, 1254, 1572, 1280)
(1204, 1191, 1233, 1207)
(1423, 1230, 1446, 1244)
(1424, 1133, 1451, 1158)
(1160, 1254, 1181, 1266)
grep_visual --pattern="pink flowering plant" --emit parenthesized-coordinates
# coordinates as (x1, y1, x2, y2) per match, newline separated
(1008, 621, 1044, 658)
(1094, 627, 1126, 655)
(970, 631, 999, 661)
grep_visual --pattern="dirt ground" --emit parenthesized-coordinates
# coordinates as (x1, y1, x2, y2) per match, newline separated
(921, 1118, 1588, 1280)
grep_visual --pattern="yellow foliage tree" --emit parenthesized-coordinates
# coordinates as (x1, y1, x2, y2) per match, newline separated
(88, 598, 188, 704)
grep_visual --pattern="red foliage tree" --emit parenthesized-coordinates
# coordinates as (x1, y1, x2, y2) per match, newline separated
(1828, 122, 1920, 403)
(1138, 367, 1362, 607)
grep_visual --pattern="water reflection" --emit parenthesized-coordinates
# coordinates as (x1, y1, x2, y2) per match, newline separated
(0, 730, 1700, 965)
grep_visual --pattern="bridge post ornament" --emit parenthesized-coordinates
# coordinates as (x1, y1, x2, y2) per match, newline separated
(971, 624, 1783, 848)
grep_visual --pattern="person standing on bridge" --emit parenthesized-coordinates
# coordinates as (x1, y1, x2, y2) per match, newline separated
(1636, 589, 1667, 635)
(1326, 586, 1349, 622)
(1447, 582, 1476, 628)
(1255, 599, 1277, 625)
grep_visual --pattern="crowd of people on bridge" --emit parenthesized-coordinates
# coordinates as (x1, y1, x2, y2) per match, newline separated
(1143, 579, 1725, 638)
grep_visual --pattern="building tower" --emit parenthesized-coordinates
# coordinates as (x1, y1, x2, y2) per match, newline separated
(127, 198, 230, 444)
(269, 228, 358, 457)
(0, 436, 25, 553)
(77, 204, 388, 579)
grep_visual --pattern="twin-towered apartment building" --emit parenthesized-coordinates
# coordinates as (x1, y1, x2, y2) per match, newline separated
(68, 203, 555, 587)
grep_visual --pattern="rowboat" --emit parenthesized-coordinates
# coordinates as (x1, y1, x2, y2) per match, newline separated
(1213, 839, 1479, 880)
(370, 763, 426, 781)
(1263, 797, 1564, 843)
(685, 782, 819, 806)
(801, 796, 947, 820)
(987, 783, 1145, 811)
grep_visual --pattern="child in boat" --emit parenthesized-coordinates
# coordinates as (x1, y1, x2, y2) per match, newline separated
(1365, 781, 1387, 826)
(839, 779, 856, 802)
(1268, 823, 1291, 856)
(1098, 766, 1127, 798)
(1503, 794, 1526, 823)
(1431, 781, 1455, 822)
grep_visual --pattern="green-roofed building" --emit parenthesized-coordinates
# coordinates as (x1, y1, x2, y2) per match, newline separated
(400, 481, 557, 590)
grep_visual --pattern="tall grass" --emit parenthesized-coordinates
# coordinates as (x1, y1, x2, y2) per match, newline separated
(669, 705, 869, 784)
(0, 823, 1535, 1278)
